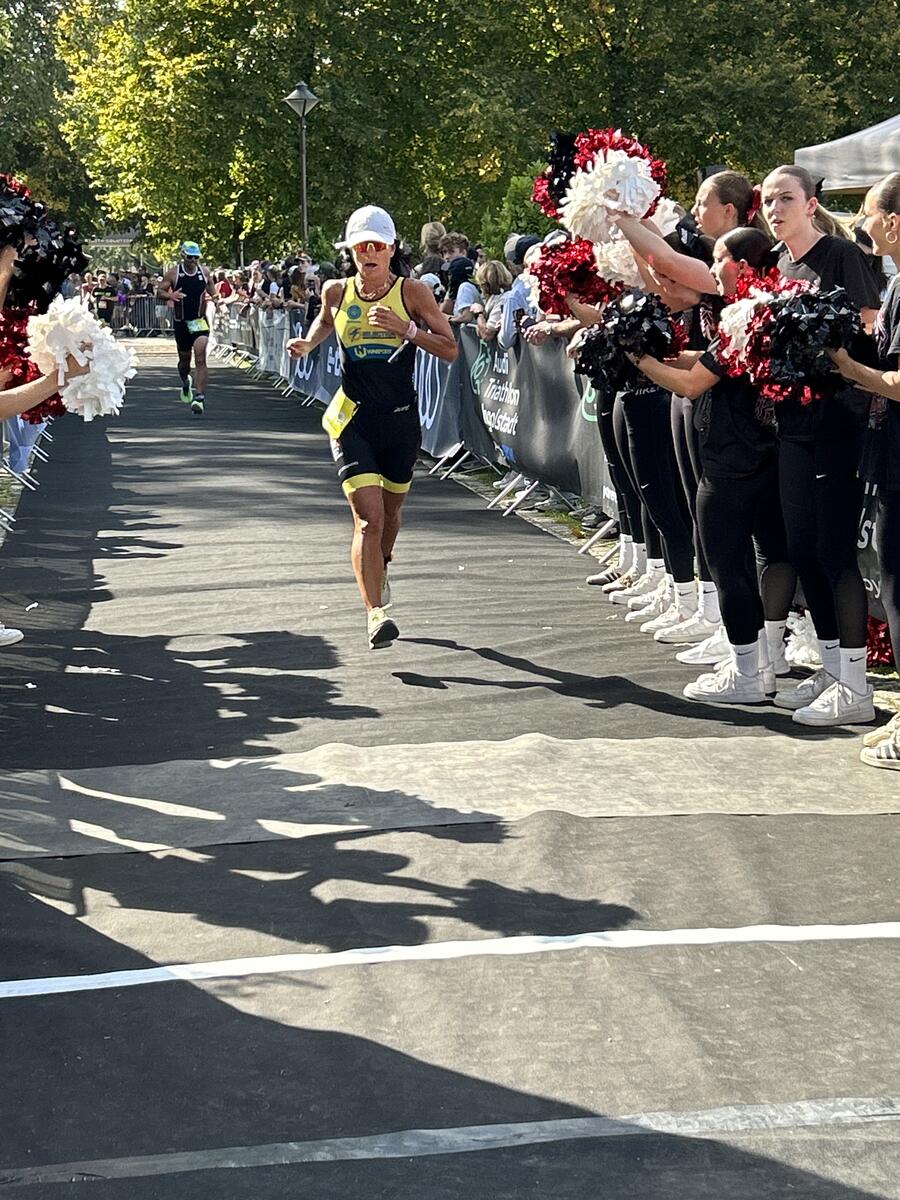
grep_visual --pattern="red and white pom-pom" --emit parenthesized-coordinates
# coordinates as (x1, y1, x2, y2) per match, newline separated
(561, 150, 661, 242)
(530, 237, 624, 318)
(593, 233, 643, 289)
(27, 295, 137, 421)
(558, 129, 667, 242)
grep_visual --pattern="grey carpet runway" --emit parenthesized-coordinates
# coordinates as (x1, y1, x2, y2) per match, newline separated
(1, 346, 898, 1198)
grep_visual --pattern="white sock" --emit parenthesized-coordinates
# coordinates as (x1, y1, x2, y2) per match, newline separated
(618, 534, 634, 573)
(632, 543, 647, 576)
(757, 629, 770, 669)
(817, 637, 841, 679)
(647, 558, 665, 576)
(765, 619, 788, 666)
(662, 574, 674, 603)
(840, 647, 868, 695)
(675, 581, 697, 615)
(698, 581, 720, 623)
(732, 641, 759, 677)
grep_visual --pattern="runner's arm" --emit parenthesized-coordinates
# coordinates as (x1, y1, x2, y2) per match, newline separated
(287, 279, 341, 357)
(369, 279, 458, 363)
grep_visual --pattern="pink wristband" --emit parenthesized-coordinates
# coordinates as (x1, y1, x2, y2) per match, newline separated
(404, 319, 418, 341)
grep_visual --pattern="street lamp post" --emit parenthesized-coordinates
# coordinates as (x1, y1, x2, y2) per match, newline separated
(282, 81, 320, 247)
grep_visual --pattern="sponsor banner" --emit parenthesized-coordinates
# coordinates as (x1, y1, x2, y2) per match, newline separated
(457, 327, 613, 506)
(859, 482, 886, 623)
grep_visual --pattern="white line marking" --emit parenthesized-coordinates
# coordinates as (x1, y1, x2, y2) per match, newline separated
(2, 1096, 898, 1186)
(3, 921, 900, 1000)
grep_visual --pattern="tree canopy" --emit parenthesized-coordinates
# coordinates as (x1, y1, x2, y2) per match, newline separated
(23, 0, 899, 261)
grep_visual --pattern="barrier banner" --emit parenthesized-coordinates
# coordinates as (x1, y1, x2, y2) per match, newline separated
(457, 327, 615, 508)
(859, 483, 886, 623)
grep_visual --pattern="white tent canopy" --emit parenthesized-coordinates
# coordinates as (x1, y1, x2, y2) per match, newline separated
(795, 113, 900, 194)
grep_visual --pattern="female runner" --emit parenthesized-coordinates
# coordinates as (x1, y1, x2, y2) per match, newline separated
(287, 205, 457, 649)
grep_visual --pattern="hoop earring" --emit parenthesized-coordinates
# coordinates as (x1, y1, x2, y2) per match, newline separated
(886, 229, 899, 246)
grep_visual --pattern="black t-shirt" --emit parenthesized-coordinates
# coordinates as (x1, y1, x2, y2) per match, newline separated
(774, 236, 882, 442)
(697, 342, 778, 478)
(93, 285, 117, 320)
(860, 273, 900, 490)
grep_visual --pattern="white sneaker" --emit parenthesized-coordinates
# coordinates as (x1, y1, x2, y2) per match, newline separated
(792, 681, 875, 727)
(773, 667, 835, 711)
(683, 659, 769, 705)
(627, 575, 667, 611)
(761, 664, 776, 696)
(609, 570, 661, 606)
(674, 624, 731, 665)
(0, 623, 24, 648)
(655, 613, 718, 645)
(640, 602, 682, 634)
(625, 585, 668, 624)
(492, 468, 519, 489)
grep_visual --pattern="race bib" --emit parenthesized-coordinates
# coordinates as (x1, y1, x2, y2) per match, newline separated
(322, 389, 358, 438)
(186, 317, 209, 334)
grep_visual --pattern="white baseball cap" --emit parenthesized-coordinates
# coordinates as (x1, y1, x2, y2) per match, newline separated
(342, 205, 397, 248)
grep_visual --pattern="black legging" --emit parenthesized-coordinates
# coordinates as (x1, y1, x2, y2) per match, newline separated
(611, 393, 662, 561)
(778, 437, 868, 646)
(875, 487, 900, 660)
(598, 387, 642, 545)
(697, 463, 795, 646)
(615, 387, 695, 581)
(671, 393, 712, 581)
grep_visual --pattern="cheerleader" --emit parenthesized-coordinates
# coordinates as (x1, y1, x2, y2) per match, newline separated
(829, 171, 900, 765)
(760, 165, 880, 726)
(631, 227, 795, 703)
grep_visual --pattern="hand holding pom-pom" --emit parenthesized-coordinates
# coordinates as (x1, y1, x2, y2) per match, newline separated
(27, 295, 136, 421)
(574, 292, 686, 389)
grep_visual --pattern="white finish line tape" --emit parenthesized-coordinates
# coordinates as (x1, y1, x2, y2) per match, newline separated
(2, 1096, 899, 1186)
(3, 920, 900, 1000)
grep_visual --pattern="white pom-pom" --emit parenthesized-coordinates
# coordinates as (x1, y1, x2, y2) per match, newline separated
(560, 150, 660, 241)
(593, 235, 643, 288)
(27, 296, 137, 421)
(649, 197, 683, 238)
(717, 285, 776, 364)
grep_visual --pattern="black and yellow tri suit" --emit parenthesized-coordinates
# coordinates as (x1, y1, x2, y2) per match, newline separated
(325, 276, 420, 495)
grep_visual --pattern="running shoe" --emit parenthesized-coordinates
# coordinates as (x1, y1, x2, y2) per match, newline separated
(0, 623, 24, 648)
(860, 729, 900, 770)
(492, 468, 519, 489)
(792, 681, 875, 727)
(683, 659, 769, 705)
(381, 565, 392, 609)
(862, 710, 900, 749)
(179, 377, 193, 404)
(654, 612, 718, 645)
(645, 606, 699, 638)
(367, 606, 399, 649)
(675, 624, 731, 666)
(191, 394, 205, 416)
(773, 667, 835, 711)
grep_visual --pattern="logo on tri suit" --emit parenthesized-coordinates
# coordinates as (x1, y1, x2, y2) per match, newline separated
(347, 304, 363, 320)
